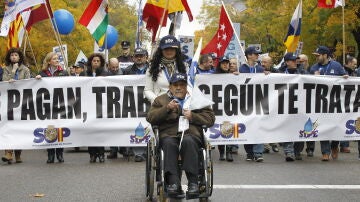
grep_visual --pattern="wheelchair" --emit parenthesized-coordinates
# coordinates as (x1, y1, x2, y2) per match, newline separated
(145, 126, 213, 202)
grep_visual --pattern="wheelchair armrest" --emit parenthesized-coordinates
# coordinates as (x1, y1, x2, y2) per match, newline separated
(152, 125, 160, 145)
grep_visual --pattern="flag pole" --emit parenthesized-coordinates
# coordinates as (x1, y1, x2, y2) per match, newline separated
(24, 30, 39, 71)
(342, 0, 345, 65)
(221, 1, 248, 63)
(43, 0, 68, 70)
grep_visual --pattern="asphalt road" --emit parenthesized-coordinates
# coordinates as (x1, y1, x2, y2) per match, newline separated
(1, 142, 360, 202)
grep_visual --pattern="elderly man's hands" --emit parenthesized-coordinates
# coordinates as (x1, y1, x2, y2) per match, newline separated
(167, 99, 179, 113)
(183, 109, 192, 121)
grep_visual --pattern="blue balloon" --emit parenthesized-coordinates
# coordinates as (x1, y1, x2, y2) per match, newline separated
(101, 25, 118, 49)
(53, 9, 75, 35)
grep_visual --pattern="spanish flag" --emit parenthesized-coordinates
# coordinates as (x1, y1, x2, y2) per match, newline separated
(284, 0, 302, 53)
(142, 0, 193, 41)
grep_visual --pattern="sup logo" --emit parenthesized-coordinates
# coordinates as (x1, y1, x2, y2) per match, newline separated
(299, 118, 319, 138)
(345, 118, 360, 135)
(130, 123, 151, 144)
(33, 125, 71, 143)
(209, 121, 246, 139)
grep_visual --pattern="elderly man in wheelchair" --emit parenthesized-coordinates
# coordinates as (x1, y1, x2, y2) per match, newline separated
(146, 73, 215, 199)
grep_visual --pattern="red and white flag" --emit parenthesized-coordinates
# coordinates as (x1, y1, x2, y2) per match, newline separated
(318, 0, 344, 8)
(201, 5, 233, 61)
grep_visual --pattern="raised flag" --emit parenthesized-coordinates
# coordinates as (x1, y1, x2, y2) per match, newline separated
(79, 0, 108, 47)
(142, 0, 193, 41)
(25, 0, 53, 31)
(183, 38, 214, 110)
(201, 5, 233, 62)
(284, 1, 302, 53)
(0, 0, 44, 36)
(7, 13, 24, 49)
(318, 0, 344, 8)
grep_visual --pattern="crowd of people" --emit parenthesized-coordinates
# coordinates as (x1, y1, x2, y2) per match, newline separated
(1, 35, 359, 167)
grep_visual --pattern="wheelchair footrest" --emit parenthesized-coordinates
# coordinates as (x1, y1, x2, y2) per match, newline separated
(167, 190, 185, 199)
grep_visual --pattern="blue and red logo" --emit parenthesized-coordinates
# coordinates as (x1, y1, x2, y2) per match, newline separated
(208, 121, 246, 139)
(33, 126, 71, 143)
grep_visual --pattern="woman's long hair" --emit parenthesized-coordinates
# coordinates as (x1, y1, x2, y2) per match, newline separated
(149, 48, 186, 82)
(5, 47, 26, 66)
(86, 53, 105, 76)
(42, 52, 58, 71)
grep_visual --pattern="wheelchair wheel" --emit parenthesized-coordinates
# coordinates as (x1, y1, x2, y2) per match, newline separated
(145, 138, 155, 200)
(158, 149, 167, 202)
(206, 143, 214, 196)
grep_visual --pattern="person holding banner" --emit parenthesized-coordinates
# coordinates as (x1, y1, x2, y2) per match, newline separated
(144, 35, 187, 103)
(122, 47, 149, 162)
(310, 46, 348, 161)
(239, 47, 265, 162)
(1, 48, 31, 164)
(36, 52, 69, 163)
(278, 53, 308, 161)
(196, 54, 215, 74)
(215, 56, 237, 162)
(85, 53, 109, 163)
(146, 73, 215, 196)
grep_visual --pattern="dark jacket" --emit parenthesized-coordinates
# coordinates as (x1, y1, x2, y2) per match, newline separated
(146, 93, 215, 139)
(278, 65, 307, 75)
(86, 67, 109, 77)
(123, 63, 149, 75)
(40, 66, 69, 77)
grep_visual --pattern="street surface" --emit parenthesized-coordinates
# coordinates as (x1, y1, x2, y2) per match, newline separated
(1, 142, 360, 202)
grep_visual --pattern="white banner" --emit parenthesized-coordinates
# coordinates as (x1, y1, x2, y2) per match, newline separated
(1, 74, 360, 149)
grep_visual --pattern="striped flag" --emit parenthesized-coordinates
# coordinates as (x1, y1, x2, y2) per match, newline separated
(284, 0, 302, 53)
(183, 38, 214, 110)
(79, 0, 108, 47)
(6, 11, 31, 49)
(1, 0, 44, 36)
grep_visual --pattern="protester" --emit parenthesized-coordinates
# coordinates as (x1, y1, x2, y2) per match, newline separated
(69, 65, 76, 76)
(196, 54, 215, 74)
(298, 54, 310, 73)
(239, 46, 265, 162)
(107, 48, 149, 161)
(35, 52, 68, 163)
(310, 46, 348, 161)
(146, 73, 215, 197)
(214, 56, 236, 162)
(278, 53, 307, 161)
(340, 56, 358, 153)
(144, 35, 187, 103)
(86, 53, 109, 163)
(108, 58, 123, 75)
(73, 61, 86, 77)
(1, 48, 31, 164)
